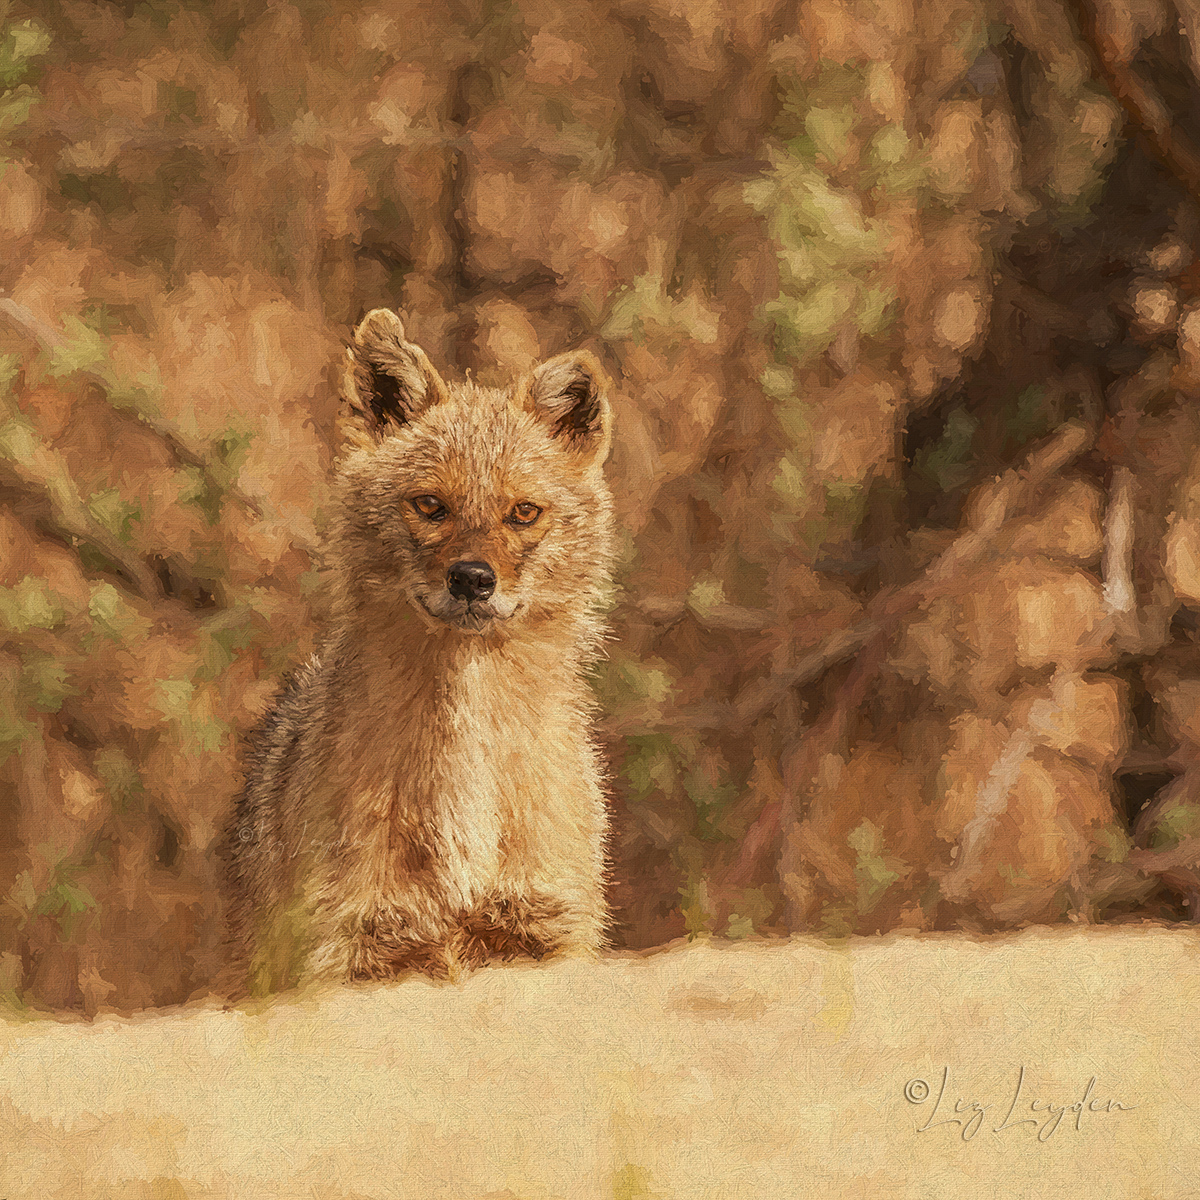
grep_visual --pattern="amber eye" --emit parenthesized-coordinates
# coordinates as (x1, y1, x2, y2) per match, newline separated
(412, 494, 448, 522)
(508, 502, 542, 527)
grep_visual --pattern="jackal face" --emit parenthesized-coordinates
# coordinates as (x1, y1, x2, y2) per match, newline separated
(331, 309, 615, 637)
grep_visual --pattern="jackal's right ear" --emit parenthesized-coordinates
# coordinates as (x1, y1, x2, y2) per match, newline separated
(520, 350, 614, 467)
(340, 309, 448, 444)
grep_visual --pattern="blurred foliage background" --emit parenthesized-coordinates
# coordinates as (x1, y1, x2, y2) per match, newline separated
(4, 0, 1200, 1012)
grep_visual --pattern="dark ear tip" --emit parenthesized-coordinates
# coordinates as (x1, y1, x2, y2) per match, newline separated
(531, 350, 612, 399)
(574, 351, 612, 395)
(353, 308, 406, 350)
(573, 349, 605, 376)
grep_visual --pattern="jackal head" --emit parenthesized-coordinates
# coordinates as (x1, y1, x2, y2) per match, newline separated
(330, 309, 616, 638)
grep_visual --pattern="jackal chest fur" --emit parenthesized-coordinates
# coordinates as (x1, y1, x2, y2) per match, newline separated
(225, 308, 615, 993)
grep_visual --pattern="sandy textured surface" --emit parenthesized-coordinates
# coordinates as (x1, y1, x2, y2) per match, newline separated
(0, 927, 1196, 1199)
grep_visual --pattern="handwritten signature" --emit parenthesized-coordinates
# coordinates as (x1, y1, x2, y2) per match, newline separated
(904, 1066, 1137, 1142)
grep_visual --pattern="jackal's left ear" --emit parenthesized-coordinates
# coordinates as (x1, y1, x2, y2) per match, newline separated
(341, 309, 449, 444)
(521, 351, 613, 466)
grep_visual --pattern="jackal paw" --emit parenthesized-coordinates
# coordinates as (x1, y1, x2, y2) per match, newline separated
(457, 895, 572, 964)
(347, 920, 454, 982)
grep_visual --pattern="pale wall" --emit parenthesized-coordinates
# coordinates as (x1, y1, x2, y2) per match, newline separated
(0, 927, 1195, 1199)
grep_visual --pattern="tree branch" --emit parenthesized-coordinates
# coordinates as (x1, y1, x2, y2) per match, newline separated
(1066, 0, 1200, 201)
(0, 457, 163, 602)
(731, 419, 1097, 729)
(0, 297, 263, 520)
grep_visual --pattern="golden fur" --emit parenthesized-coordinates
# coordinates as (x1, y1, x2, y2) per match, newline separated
(224, 309, 616, 993)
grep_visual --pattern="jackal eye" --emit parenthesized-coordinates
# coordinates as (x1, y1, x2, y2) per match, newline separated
(508, 502, 543, 527)
(412, 494, 448, 522)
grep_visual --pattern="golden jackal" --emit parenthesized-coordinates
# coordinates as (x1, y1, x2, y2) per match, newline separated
(225, 309, 616, 994)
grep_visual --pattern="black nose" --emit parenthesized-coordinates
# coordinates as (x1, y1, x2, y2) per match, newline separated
(447, 560, 496, 602)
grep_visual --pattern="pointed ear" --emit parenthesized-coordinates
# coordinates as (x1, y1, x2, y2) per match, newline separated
(341, 309, 449, 440)
(520, 350, 613, 466)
